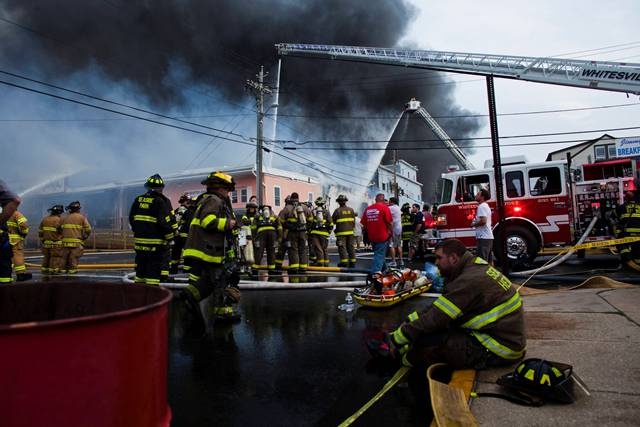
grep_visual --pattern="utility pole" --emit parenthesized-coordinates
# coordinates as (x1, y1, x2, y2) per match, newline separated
(392, 149, 399, 199)
(246, 66, 272, 206)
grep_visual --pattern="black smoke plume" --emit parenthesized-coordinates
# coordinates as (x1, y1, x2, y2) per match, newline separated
(0, 0, 481, 197)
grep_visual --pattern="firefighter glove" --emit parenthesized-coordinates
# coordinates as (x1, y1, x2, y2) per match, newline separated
(224, 286, 241, 303)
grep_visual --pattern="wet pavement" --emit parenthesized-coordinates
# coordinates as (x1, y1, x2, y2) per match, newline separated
(18, 249, 640, 426)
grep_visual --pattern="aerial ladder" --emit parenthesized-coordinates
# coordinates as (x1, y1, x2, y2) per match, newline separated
(405, 97, 475, 170)
(275, 44, 640, 94)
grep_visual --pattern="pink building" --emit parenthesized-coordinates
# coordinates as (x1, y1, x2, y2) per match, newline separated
(163, 166, 321, 211)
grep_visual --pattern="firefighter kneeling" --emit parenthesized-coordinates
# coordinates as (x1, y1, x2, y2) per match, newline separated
(182, 171, 242, 327)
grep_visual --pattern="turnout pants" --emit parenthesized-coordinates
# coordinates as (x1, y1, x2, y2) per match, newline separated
(0, 239, 12, 283)
(287, 230, 309, 271)
(310, 234, 329, 266)
(254, 230, 277, 270)
(134, 248, 163, 285)
(41, 244, 63, 274)
(61, 245, 84, 274)
(11, 240, 26, 273)
(170, 236, 186, 273)
(185, 260, 239, 318)
(336, 235, 356, 266)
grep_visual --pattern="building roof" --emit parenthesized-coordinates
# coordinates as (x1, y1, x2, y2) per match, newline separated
(545, 134, 615, 161)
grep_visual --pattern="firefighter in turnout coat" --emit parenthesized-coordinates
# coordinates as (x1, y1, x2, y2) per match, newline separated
(182, 171, 241, 325)
(278, 192, 312, 273)
(129, 174, 176, 285)
(389, 239, 526, 370)
(7, 210, 31, 281)
(309, 197, 333, 266)
(252, 205, 282, 272)
(331, 194, 357, 267)
(39, 204, 64, 275)
(60, 201, 92, 274)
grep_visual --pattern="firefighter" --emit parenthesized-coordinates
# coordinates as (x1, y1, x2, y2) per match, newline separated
(170, 194, 191, 275)
(7, 210, 31, 281)
(39, 204, 64, 275)
(616, 190, 640, 265)
(331, 194, 357, 267)
(278, 192, 312, 273)
(388, 238, 525, 369)
(129, 174, 176, 285)
(274, 196, 291, 273)
(0, 179, 20, 284)
(182, 171, 241, 325)
(177, 196, 198, 274)
(401, 202, 414, 257)
(309, 197, 333, 266)
(242, 201, 258, 266)
(60, 201, 92, 274)
(252, 205, 282, 273)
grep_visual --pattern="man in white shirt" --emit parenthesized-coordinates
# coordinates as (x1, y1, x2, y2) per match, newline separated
(388, 197, 403, 267)
(471, 188, 493, 262)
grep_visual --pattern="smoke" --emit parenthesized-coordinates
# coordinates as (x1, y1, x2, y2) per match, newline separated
(0, 0, 482, 198)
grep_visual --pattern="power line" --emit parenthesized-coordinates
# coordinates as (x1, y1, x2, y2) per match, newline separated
(269, 102, 640, 120)
(282, 136, 640, 151)
(275, 125, 640, 145)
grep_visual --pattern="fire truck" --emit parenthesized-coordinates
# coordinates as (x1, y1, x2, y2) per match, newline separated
(434, 159, 635, 263)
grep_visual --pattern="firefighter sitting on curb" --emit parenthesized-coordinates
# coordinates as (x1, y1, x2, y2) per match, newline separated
(332, 194, 357, 267)
(60, 201, 92, 274)
(309, 197, 333, 266)
(39, 204, 64, 275)
(181, 171, 242, 328)
(386, 239, 525, 405)
(7, 209, 32, 281)
(252, 205, 282, 275)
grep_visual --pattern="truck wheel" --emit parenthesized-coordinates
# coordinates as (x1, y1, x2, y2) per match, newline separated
(494, 226, 539, 265)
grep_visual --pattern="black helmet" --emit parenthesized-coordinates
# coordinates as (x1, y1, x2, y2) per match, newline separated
(66, 201, 81, 212)
(178, 193, 190, 204)
(314, 197, 325, 206)
(497, 358, 576, 404)
(336, 194, 348, 203)
(401, 202, 411, 212)
(290, 192, 300, 203)
(245, 202, 258, 209)
(48, 204, 64, 215)
(145, 173, 165, 189)
(201, 171, 235, 190)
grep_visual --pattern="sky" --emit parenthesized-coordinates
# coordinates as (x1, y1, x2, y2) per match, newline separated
(0, 0, 638, 197)
(402, 0, 640, 169)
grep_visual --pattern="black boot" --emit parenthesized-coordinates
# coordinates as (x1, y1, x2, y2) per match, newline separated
(180, 290, 205, 331)
(16, 272, 32, 282)
(348, 262, 356, 268)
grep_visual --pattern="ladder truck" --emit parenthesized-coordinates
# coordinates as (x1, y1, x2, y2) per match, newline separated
(405, 97, 475, 170)
(275, 43, 640, 267)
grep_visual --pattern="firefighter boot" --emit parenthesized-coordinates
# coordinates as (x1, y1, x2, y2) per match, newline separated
(180, 290, 206, 332)
(16, 272, 32, 282)
(213, 305, 241, 323)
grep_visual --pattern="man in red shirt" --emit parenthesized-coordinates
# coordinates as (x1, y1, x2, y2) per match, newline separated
(361, 193, 392, 273)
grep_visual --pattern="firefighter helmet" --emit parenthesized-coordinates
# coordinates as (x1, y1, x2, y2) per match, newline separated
(401, 202, 411, 212)
(246, 202, 258, 209)
(48, 204, 64, 215)
(66, 201, 81, 212)
(315, 197, 325, 206)
(178, 193, 190, 204)
(201, 171, 235, 190)
(497, 358, 575, 404)
(290, 192, 300, 202)
(336, 194, 348, 203)
(145, 173, 165, 189)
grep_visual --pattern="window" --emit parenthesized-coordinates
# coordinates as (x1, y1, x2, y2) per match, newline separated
(594, 146, 606, 161)
(455, 174, 490, 202)
(528, 167, 562, 196)
(440, 178, 453, 204)
(607, 144, 617, 159)
(274, 186, 281, 207)
(230, 191, 238, 203)
(382, 183, 386, 191)
(505, 171, 524, 198)
(308, 192, 313, 202)
(240, 188, 248, 203)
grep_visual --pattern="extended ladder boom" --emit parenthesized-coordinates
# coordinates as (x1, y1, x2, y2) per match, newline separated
(407, 100, 475, 170)
(276, 44, 640, 94)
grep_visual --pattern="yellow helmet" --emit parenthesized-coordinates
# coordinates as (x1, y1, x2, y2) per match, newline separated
(201, 171, 235, 190)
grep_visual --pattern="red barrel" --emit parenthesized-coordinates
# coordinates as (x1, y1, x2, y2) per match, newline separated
(0, 282, 172, 427)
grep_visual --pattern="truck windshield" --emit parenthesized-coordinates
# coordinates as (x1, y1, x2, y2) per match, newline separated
(440, 178, 453, 204)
